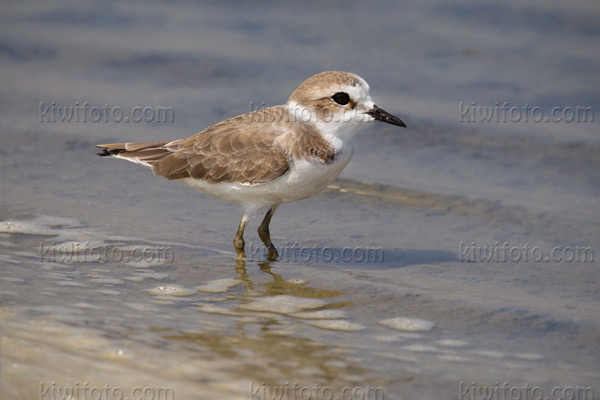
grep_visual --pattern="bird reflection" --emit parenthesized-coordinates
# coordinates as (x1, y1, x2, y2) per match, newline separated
(233, 258, 342, 299)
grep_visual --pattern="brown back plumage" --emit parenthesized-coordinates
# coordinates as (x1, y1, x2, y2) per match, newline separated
(97, 106, 292, 185)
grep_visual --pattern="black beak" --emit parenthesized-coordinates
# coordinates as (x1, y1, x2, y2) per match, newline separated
(367, 105, 407, 127)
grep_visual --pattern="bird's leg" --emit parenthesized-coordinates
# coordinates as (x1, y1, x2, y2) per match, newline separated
(233, 214, 251, 259)
(258, 207, 279, 261)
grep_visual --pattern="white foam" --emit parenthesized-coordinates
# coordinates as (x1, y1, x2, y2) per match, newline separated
(196, 278, 242, 293)
(148, 285, 196, 297)
(402, 344, 439, 353)
(394, 332, 423, 339)
(74, 302, 101, 310)
(373, 334, 406, 343)
(92, 278, 124, 285)
(239, 295, 326, 314)
(56, 281, 87, 287)
(126, 303, 159, 312)
(0, 216, 83, 237)
(291, 310, 347, 319)
(308, 320, 365, 331)
(512, 352, 543, 361)
(124, 276, 144, 282)
(378, 317, 434, 332)
(196, 304, 240, 316)
(0, 220, 56, 235)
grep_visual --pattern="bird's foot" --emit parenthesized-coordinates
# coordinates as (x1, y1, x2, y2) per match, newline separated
(236, 249, 247, 260)
(233, 236, 246, 260)
(266, 247, 279, 262)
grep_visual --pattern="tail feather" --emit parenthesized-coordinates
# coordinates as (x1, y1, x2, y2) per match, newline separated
(96, 141, 172, 168)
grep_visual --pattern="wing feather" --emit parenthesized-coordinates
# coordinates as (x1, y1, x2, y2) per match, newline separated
(98, 106, 291, 185)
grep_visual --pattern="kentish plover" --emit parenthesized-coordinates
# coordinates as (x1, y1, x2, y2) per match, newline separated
(97, 71, 406, 260)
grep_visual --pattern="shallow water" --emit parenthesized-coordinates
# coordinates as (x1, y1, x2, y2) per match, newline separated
(1, 0, 599, 399)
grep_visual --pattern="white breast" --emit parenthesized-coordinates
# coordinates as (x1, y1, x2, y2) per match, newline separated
(179, 145, 354, 215)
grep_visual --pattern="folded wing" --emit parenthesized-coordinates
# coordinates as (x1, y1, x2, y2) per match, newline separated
(97, 107, 291, 185)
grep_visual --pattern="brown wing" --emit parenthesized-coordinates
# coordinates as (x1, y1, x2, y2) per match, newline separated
(97, 106, 291, 185)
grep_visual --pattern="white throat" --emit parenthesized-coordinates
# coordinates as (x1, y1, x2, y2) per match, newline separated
(287, 101, 363, 152)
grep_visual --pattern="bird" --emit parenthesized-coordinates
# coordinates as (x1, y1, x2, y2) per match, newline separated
(97, 71, 406, 260)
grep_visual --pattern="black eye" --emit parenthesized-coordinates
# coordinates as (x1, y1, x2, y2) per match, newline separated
(331, 92, 350, 105)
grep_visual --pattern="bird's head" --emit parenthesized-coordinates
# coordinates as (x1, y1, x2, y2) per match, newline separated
(287, 71, 406, 146)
